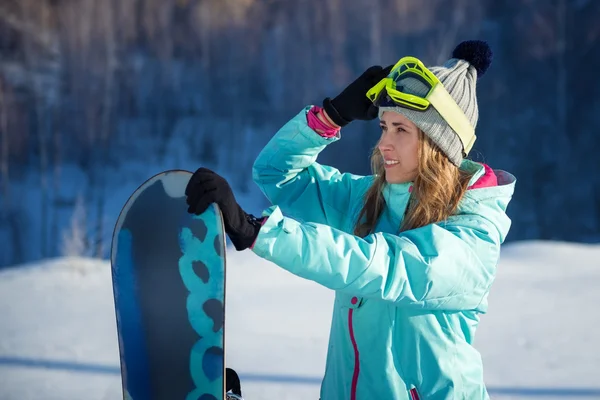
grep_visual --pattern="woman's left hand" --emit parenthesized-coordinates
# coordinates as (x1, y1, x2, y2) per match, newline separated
(185, 167, 263, 251)
(185, 167, 237, 216)
(323, 64, 393, 127)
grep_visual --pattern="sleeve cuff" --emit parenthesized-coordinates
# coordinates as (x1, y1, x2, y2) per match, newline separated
(297, 106, 341, 145)
(250, 205, 300, 258)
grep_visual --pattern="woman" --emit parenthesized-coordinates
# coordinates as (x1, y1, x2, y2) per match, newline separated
(185, 40, 516, 399)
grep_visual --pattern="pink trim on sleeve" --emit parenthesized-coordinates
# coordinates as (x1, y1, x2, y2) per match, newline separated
(306, 106, 340, 138)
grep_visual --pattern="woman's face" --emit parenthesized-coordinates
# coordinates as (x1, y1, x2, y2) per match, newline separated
(377, 111, 420, 184)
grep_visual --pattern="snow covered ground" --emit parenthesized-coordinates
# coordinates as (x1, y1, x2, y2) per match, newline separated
(0, 241, 599, 399)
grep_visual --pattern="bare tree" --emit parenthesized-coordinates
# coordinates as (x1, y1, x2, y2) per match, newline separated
(0, 0, 59, 61)
(94, 0, 118, 258)
(0, 80, 8, 210)
(326, 0, 348, 87)
(18, 0, 55, 258)
(369, 0, 383, 63)
(555, 0, 569, 176)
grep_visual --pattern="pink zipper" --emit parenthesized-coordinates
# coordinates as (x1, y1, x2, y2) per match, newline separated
(348, 308, 360, 400)
(349, 302, 419, 400)
(410, 387, 421, 400)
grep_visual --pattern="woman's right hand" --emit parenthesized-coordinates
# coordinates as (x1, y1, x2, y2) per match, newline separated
(322, 64, 392, 127)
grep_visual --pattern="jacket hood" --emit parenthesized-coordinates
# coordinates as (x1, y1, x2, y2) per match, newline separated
(458, 159, 516, 243)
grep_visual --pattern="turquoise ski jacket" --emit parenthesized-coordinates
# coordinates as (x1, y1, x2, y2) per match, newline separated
(250, 106, 516, 400)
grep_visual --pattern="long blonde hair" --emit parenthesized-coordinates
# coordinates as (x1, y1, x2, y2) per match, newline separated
(353, 130, 473, 237)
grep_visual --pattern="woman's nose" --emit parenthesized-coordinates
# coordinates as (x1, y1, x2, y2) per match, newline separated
(378, 133, 393, 151)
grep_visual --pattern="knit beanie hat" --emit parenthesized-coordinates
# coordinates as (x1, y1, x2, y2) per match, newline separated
(378, 40, 493, 167)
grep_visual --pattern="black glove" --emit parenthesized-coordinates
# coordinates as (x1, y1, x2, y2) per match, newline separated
(185, 168, 264, 251)
(322, 64, 393, 127)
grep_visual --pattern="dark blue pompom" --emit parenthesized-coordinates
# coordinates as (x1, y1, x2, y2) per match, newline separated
(451, 40, 493, 78)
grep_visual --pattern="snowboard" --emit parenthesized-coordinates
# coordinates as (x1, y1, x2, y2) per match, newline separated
(110, 169, 234, 400)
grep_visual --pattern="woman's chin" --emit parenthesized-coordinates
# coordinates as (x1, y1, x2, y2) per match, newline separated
(384, 171, 415, 185)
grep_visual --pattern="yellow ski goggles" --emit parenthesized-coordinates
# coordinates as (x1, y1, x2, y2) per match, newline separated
(366, 56, 476, 155)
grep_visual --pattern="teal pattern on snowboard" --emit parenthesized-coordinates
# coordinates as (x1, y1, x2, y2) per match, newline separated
(110, 170, 227, 400)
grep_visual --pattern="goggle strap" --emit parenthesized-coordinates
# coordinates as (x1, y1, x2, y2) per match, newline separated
(428, 85, 476, 155)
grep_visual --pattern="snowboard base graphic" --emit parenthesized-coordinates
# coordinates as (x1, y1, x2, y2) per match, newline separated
(110, 170, 228, 400)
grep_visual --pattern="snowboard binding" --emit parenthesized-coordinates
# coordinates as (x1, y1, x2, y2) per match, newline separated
(226, 367, 243, 399)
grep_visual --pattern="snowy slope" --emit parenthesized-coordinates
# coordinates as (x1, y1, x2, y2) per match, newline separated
(0, 241, 599, 399)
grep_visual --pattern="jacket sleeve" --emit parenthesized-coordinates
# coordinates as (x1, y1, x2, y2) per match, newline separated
(251, 206, 502, 312)
(252, 106, 371, 230)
